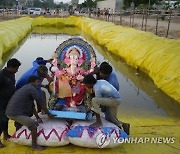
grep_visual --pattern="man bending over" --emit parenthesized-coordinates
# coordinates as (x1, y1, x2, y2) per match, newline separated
(83, 74, 130, 135)
(6, 76, 54, 150)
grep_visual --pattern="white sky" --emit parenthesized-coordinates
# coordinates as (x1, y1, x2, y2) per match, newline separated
(54, 0, 85, 4)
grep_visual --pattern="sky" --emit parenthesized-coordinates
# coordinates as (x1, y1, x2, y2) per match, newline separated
(54, 0, 85, 4)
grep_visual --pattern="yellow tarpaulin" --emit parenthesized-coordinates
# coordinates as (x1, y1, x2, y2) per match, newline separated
(0, 16, 180, 154)
(0, 16, 179, 103)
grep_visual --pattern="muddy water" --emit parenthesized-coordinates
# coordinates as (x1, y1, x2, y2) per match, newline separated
(1, 31, 180, 121)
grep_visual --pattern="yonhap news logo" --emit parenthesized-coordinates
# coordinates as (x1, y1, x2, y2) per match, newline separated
(96, 133, 111, 148)
(96, 133, 175, 148)
(113, 137, 175, 144)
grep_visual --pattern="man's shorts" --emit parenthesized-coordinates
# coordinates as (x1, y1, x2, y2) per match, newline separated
(7, 115, 39, 130)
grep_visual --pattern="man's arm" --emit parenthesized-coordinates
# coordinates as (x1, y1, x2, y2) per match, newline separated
(33, 107, 40, 120)
(45, 74, 53, 83)
(40, 102, 54, 118)
(94, 88, 102, 98)
(95, 91, 102, 98)
(31, 86, 55, 117)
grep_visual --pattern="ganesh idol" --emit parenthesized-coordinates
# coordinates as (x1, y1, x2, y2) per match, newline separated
(50, 46, 96, 108)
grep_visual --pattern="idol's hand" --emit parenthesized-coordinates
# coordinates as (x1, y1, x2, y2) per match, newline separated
(77, 74, 84, 80)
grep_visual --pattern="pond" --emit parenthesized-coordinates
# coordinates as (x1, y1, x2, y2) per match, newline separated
(1, 28, 180, 121)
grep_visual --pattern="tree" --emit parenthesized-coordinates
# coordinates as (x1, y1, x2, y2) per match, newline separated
(33, 0, 55, 8)
(0, 0, 14, 7)
(34, 0, 42, 7)
(54, 2, 67, 9)
(80, 0, 96, 8)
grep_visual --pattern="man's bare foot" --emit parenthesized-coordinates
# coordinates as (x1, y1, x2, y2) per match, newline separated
(0, 141, 5, 148)
(55, 104, 64, 110)
(122, 123, 130, 135)
(89, 122, 102, 128)
(3, 134, 11, 140)
(32, 145, 45, 151)
(70, 101, 77, 108)
(41, 110, 46, 115)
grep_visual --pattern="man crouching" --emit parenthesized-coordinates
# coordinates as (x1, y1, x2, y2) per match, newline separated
(6, 76, 55, 150)
(83, 74, 130, 135)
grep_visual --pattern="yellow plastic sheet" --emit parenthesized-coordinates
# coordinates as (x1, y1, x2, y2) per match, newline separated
(0, 17, 33, 64)
(33, 16, 78, 27)
(0, 16, 179, 103)
(75, 17, 180, 102)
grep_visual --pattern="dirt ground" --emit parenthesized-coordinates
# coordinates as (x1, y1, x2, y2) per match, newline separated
(85, 13, 180, 40)
(118, 16, 180, 39)
(0, 12, 179, 39)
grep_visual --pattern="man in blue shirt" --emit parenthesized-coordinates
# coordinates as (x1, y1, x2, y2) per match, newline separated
(96, 62, 120, 122)
(99, 62, 119, 91)
(16, 57, 52, 90)
(83, 74, 130, 135)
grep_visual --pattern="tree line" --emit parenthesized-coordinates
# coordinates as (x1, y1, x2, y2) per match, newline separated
(0, 0, 179, 10)
(0, 0, 66, 8)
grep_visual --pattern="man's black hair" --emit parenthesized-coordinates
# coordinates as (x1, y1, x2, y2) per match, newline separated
(36, 57, 44, 61)
(7, 58, 21, 68)
(36, 57, 47, 65)
(37, 65, 48, 75)
(28, 76, 40, 83)
(99, 63, 112, 75)
(83, 74, 97, 85)
(100, 61, 109, 67)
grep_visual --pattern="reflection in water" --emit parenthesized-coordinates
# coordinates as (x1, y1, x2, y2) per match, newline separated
(0, 30, 179, 120)
(32, 27, 81, 36)
(0, 34, 29, 69)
